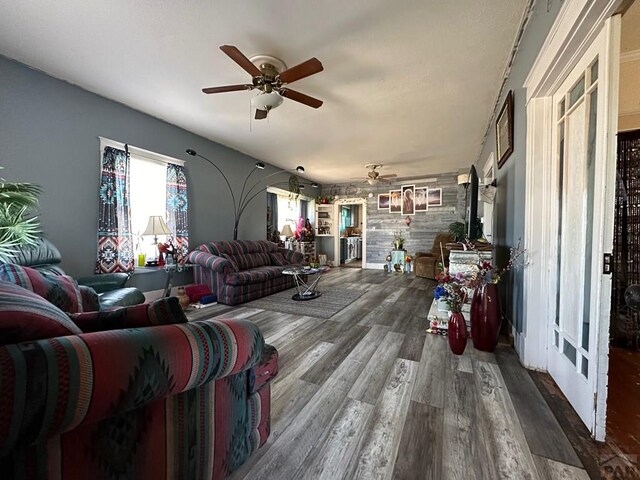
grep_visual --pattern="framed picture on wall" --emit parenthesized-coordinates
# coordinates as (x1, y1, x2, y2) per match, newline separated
(401, 185, 415, 215)
(496, 90, 514, 168)
(427, 188, 442, 207)
(389, 190, 401, 213)
(378, 193, 390, 210)
(414, 187, 428, 212)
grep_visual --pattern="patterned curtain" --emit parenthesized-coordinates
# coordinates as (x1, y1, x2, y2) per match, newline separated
(95, 147, 134, 273)
(166, 163, 189, 260)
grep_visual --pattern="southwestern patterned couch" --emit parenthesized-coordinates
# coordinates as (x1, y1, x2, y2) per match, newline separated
(0, 271, 278, 479)
(188, 240, 304, 306)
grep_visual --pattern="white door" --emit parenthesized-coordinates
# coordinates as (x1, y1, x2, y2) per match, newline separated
(548, 22, 618, 439)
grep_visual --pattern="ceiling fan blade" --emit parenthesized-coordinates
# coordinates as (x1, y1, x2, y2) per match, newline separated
(278, 58, 323, 84)
(219, 45, 262, 78)
(380, 174, 398, 179)
(255, 109, 268, 120)
(202, 84, 253, 94)
(279, 88, 323, 109)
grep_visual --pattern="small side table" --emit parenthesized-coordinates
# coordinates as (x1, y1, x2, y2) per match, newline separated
(282, 266, 330, 300)
(391, 249, 406, 272)
(162, 263, 193, 297)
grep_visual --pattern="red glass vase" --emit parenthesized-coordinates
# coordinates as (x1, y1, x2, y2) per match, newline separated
(471, 283, 501, 352)
(448, 312, 467, 355)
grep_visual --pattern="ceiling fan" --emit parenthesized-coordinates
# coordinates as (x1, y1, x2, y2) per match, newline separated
(359, 164, 397, 185)
(202, 45, 324, 119)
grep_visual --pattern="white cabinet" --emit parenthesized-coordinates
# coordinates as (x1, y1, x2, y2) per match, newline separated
(316, 204, 334, 236)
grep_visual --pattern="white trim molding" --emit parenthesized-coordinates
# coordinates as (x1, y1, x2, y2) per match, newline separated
(524, 0, 624, 103)
(98, 136, 185, 167)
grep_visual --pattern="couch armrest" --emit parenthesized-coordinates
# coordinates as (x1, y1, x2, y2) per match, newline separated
(277, 247, 304, 264)
(76, 272, 130, 293)
(0, 318, 264, 454)
(188, 250, 233, 273)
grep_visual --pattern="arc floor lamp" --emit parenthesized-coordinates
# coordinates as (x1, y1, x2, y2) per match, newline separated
(186, 149, 317, 240)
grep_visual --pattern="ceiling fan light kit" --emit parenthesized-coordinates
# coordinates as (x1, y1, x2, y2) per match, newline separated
(250, 91, 283, 112)
(202, 45, 324, 120)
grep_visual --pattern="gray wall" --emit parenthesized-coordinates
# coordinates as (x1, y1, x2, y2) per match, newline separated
(475, 1, 563, 332)
(326, 173, 464, 265)
(0, 56, 299, 290)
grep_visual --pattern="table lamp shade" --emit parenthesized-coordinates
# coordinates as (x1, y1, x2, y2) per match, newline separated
(280, 224, 294, 237)
(143, 216, 172, 243)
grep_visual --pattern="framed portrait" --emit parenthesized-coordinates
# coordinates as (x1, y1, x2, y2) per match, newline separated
(389, 190, 401, 213)
(401, 185, 415, 215)
(427, 188, 442, 207)
(496, 90, 514, 168)
(414, 187, 428, 212)
(378, 193, 390, 210)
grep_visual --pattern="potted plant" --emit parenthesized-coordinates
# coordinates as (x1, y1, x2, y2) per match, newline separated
(392, 231, 405, 250)
(0, 168, 41, 261)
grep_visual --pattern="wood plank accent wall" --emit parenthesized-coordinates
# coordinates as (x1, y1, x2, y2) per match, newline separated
(324, 172, 464, 266)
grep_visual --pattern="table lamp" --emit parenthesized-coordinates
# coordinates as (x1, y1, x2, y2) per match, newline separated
(280, 224, 294, 240)
(143, 216, 172, 265)
(143, 216, 172, 244)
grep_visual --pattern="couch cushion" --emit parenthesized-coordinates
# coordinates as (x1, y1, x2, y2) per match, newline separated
(69, 296, 188, 333)
(269, 252, 288, 266)
(0, 263, 84, 313)
(0, 280, 82, 345)
(200, 240, 277, 256)
(221, 254, 239, 272)
(98, 287, 147, 310)
(229, 252, 272, 271)
(225, 266, 286, 286)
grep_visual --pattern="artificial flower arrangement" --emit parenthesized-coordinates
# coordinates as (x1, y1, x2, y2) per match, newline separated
(294, 217, 315, 242)
(433, 270, 470, 313)
(316, 195, 334, 204)
(433, 239, 528, 311)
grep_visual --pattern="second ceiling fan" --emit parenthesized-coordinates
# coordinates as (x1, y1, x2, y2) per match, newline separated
(202, 45, 324, 119)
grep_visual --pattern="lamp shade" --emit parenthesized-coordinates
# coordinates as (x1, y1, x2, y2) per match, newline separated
(280, 224, 294, 237)
(457, 174, 470, 185)
(143, 216, 172, 236)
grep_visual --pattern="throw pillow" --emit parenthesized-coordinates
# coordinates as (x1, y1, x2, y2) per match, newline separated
(0, 280, 82, 345)
(269, 252, 288, 266)
(79, 285, 100, 312)
(69, 296, 188, 333)
(0, 264, 84, 313)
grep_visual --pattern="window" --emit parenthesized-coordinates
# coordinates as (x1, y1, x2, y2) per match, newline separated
(130, 156, 167, 241)
(96, 138, 188, 272)
(277, 194, 301, 232)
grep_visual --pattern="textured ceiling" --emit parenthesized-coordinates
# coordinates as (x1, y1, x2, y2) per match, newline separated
(622, 0, 640, 53)
(0, 0, 529, 183)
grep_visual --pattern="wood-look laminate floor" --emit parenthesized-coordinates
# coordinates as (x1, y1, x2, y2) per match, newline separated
(193, 269, 592, 479)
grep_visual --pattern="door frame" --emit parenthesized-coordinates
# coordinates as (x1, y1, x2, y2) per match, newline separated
(334, 197, 368, 268)
(482, 153, 495, 243)
(522, 0, 622, 441)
